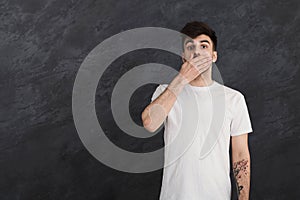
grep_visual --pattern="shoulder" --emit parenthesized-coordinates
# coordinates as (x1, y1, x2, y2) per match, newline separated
(213, 83, 247, 109)
(155, 84, 169, 92)
(217, 84, 250, 119)
(151, 84, 169, 101)
(221, 84, 245, 101)
(156, 83, 169, 91)
(160, 83, 169, 88)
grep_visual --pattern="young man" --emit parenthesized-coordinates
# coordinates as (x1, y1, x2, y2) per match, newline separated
(141, 21, 253, 200)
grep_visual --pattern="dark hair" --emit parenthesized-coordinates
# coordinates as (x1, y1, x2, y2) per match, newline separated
(180, 21, 217, 51)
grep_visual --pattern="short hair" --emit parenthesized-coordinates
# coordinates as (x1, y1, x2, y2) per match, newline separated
(180, 21, 218, 51)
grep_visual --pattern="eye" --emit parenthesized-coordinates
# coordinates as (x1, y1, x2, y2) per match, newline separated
(186, 45, 195, 51)
(201, 45, 208, 49)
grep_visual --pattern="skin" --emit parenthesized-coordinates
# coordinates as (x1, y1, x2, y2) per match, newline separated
(181, 34, 217, 87)
(232, 134, 251, 200)
(141, 34, 217, 132)
(141, 34, 251, 199)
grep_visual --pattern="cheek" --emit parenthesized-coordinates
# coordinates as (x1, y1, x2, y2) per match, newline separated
(183, 51, 193, 59)
(199, 49, 212, 57)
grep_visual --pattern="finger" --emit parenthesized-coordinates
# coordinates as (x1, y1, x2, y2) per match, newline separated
(199, 64, 211, 74)
(191, 55, 210, 63)
(197, 60, 212, 72)
(189, 57, 212, 68)
(194, 57, 212, 65)
(193, 59, 212, 71)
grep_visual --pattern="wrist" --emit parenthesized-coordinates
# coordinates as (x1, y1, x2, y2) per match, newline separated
(167, 74, 187, 97)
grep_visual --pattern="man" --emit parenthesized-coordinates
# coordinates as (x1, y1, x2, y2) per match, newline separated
(141, 21, 253, 200)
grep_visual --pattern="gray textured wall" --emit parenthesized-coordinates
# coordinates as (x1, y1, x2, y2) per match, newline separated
(0, 0, 299, 199)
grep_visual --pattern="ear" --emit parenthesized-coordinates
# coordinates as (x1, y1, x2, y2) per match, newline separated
(212, 51, 218, 63)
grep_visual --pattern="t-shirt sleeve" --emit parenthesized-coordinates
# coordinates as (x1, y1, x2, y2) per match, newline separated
(230, 93, 253, 136)
(151, 84, 168, 102)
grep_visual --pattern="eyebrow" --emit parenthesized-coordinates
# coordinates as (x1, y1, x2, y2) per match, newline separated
(185, 39, 210, 45)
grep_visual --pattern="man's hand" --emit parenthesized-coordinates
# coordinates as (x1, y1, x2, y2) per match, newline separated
(142, 54, 213, 133)
(179, 54, 213, 85)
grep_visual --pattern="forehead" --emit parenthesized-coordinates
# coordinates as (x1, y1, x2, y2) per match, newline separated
(184, 34, 212, 45)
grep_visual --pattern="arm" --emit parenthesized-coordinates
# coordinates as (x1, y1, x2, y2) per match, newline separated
(231, 133, 251, 200)
(141, 75, 186, 132)
(141, 54, 213, 133)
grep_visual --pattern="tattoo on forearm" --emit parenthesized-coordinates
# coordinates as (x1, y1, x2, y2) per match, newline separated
(233, 159, 249, 195)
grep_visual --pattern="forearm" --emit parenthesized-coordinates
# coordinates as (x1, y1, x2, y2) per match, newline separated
(232, 151, 251, 200)
(142, 75, 186, 132)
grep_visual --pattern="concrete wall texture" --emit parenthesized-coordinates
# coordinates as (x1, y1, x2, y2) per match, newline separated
(0, 0, 299, 199)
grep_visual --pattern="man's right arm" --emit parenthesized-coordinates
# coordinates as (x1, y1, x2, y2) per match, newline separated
(141, 75, 186, 132)
(141, 53, 212, 133)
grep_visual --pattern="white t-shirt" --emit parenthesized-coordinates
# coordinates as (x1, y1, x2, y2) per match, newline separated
(151, 80, 253, 200)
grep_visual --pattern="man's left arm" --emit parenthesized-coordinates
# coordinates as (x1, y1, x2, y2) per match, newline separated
(231, 133, 251, 200)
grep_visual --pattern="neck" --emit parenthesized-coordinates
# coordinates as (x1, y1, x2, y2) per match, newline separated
(189, 67, 213, 87)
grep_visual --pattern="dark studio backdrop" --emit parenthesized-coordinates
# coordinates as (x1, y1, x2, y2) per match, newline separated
(0, 0, 299, 199)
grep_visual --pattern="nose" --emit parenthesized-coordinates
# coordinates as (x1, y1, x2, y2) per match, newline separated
(193, 52, 200, 58)
(192, 44, 203, 58)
